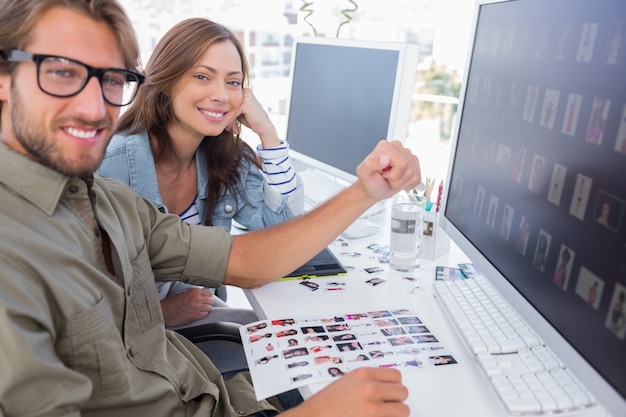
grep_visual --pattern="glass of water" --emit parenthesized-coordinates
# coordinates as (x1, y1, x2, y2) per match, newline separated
(389, 197, 425, 272)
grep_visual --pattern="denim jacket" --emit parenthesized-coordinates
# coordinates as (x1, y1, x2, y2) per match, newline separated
(98, 131, 304, 231)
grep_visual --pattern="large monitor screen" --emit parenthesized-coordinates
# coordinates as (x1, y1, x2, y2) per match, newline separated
(439, 0, 626, 415)
(285, 37, 418, 179)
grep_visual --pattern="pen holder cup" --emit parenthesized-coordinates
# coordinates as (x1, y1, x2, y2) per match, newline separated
(421, 211, 450, 260)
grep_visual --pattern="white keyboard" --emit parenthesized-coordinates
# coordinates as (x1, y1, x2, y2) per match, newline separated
(299, 168, 386, 219)
(299, 168, 347, 207)
(433, 276, 597, 416)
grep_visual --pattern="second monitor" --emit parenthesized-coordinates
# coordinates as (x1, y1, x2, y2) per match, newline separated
(285, 37, 419, 181)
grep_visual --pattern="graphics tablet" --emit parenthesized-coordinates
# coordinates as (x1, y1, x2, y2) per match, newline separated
(280, 247, 348, 280)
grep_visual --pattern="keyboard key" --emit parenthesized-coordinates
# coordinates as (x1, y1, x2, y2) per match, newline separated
(571, 390, 594, 407)
(499, 337, 526, 353)
(507, 397, 542, 413)
(539, 396, 559, 412)
(553, 393, 574, 410)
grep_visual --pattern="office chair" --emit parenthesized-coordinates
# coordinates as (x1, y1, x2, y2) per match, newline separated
(214, 285, 228, 302)
(167, 281, 260, 378)
(175, 322, 249, 379)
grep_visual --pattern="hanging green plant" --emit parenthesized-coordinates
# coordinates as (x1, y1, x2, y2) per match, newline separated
(299, 0, 317, 36)
(336, 0, 358, 37)
(299, 0, 359, 38)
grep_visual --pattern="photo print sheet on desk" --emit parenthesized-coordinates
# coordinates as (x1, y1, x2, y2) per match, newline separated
(240, 308, 458, 400)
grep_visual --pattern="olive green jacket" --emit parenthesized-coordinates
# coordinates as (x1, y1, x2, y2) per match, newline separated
(0, 144, 276, 417)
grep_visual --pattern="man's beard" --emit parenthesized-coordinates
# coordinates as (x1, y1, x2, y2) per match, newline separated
(10, 88, 111, 178)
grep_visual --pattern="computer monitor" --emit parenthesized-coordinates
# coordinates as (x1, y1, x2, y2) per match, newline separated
(438, 0, 626, 415)
(285, 37, 419, 181)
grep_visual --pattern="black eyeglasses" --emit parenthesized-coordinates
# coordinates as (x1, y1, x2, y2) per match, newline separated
(2, 49, 144, 107)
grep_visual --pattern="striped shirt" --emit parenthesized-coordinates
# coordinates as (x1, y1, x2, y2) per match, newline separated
(179, 195, 201, 226)
(257, 140, 297, 196)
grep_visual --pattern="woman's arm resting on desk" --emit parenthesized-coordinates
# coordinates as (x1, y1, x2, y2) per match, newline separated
(224, 140, 421, 287)
(281, 368, 410, 417)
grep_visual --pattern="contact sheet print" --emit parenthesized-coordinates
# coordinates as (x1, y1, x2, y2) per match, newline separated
(240, 308, 457, 400)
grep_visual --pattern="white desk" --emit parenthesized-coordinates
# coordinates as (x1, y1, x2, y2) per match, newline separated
(244, 216, 510, 416)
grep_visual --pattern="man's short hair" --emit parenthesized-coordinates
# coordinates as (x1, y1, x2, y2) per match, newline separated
(0, 0, 141, 75)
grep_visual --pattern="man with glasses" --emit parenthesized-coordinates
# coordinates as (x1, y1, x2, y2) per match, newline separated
(0, 1, 419, 417)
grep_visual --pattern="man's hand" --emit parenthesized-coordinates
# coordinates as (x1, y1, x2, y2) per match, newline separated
(356, 140, 421, 202)
(283, 368, 409, 417)
(159, 287, 214, 327)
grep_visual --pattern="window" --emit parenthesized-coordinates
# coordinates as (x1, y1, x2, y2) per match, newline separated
(120, 0, 473, 181)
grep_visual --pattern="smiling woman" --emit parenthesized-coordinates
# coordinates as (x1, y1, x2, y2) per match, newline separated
(97, 17, 303, 329)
